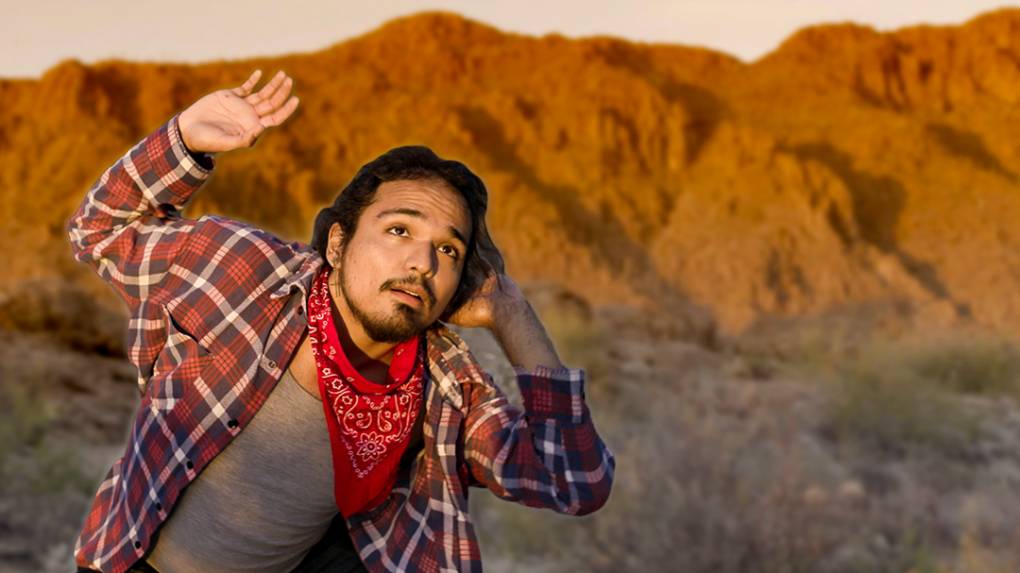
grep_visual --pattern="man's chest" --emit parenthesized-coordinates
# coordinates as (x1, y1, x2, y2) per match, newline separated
(284, 332, 429, 451)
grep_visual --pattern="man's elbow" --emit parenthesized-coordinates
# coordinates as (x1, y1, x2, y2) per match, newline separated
(573, 489, 612, 516)
(567, 451, 616, 516)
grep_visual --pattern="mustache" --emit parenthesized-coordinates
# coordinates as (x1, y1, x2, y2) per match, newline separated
(381, 276, 434, 306)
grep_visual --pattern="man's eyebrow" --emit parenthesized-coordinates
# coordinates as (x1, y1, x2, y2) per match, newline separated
(376, 208, 469, 247)
(377, 207, 424, 220)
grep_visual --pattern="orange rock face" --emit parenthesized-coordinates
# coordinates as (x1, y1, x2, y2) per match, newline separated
(3, 9, 1019, 335)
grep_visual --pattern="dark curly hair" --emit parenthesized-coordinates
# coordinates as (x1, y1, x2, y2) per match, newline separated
(311, 145, 505, 321)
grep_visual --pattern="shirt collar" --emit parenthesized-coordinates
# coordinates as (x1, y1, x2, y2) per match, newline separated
(425, 324, 487, 411)
(269, 250, 325, 308)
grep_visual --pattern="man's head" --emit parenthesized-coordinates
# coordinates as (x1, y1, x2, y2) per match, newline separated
(311, 146, 504, 343)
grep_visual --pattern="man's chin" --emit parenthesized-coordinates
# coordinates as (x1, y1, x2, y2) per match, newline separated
(363, 313, 428, 343)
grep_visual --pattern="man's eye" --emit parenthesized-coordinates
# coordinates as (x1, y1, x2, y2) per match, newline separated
(439, 245, 460, 260)
(387, 226, 408, 236)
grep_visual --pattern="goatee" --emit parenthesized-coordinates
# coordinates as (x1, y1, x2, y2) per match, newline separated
(333, 266, 427, 343)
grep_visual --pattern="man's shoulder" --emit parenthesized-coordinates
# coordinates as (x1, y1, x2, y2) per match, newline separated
(159, 214, 319, 306)
(149, 214, 320, 356)
(172, 214, 318, 273)
(189, 215, 315, 256)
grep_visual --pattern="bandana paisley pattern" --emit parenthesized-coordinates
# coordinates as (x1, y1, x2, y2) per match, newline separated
(306, 266, 423, 479)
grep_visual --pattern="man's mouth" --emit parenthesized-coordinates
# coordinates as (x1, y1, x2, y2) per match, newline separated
(390, 287, 426, 308)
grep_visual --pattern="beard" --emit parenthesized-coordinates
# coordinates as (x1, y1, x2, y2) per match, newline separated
(333, 262, 429, 344)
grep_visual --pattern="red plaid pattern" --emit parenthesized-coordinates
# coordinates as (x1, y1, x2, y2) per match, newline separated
(67, 115, 615, 573)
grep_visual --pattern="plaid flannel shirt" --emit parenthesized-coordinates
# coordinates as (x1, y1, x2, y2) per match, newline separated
(66, 115, 615, 573)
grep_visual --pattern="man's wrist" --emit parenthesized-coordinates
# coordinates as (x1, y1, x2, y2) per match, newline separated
(175, 112, 214, 169)
(182, 136, 214, 170)
(489, 298, 529, 333)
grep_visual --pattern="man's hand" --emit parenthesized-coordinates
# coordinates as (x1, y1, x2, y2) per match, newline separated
(178, 69, 300, 153)
(447, 274, 565, 371)
(445, 274, 525, 330)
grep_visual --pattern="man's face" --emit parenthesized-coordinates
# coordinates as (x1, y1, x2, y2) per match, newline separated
(327, 179, 472, 343)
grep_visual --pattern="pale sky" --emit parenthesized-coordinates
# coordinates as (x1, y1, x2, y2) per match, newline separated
(5, 0, 1017, 78)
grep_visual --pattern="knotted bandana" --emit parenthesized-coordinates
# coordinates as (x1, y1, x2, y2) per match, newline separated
(306, 266, 425, 516)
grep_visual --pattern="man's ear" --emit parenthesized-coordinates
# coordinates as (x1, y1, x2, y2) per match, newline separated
(327, 223, 345, 267)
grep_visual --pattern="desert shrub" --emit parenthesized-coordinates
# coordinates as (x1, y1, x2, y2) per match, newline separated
(0, 384, 92, 495)
(820, 334, 1020, 455)
(0, 279, 126, 356)
(0, 384, 51, 469)
(825, 350, 981, 455)
(906, 336, 1020, 399)
(732, 301, 909, 382)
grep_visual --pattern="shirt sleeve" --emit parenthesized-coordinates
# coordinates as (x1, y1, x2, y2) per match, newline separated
(65, 114, 212, 311)
(461, 365, 616, 516)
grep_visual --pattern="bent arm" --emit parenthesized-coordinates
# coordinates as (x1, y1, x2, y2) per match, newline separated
(65, 114, 212, 310)
(462, 301, 614, 515)
(462, 366, 616, 515)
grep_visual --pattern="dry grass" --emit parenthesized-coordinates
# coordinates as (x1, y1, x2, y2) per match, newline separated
(824, 346, 983, 456)
(0, 379, 98, 571)
(0, 383, 91, 497)
(3, 285, 1020, 572)
(469, 308, 1020, 573)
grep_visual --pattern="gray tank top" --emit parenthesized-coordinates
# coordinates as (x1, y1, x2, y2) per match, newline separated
(146, 367, 339, 573)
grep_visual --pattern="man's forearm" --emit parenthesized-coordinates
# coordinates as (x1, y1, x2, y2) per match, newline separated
(66, 115, 211, 260)
(490, 300, 565, 371)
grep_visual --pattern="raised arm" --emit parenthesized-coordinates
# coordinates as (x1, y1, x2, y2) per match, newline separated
(65, 70, 299, 310)
(448, 275, 616, 515)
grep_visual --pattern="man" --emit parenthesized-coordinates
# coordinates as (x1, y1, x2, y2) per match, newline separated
(67, 69, 615, 573)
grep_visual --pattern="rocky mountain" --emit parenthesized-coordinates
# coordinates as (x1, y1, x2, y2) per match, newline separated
(2, 9, 1019, 335)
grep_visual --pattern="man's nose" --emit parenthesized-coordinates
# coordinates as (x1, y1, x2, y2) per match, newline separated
(406, 242, 438, 278)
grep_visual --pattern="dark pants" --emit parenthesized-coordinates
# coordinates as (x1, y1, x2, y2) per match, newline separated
(291, 513, 368, 573)
(101, 514, 367, 573)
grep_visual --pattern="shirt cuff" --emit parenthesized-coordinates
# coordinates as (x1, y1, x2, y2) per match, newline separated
(514, 365, 586, 424)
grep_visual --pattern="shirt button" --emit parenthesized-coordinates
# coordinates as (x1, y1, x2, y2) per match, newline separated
(156, 502, 163, 511)
(134, 541, 142, 549)
(267, 359, 277, 369)
(227, 419, 239, 429)
(296, 306, 304, 315)
(186, 460, 194, 470)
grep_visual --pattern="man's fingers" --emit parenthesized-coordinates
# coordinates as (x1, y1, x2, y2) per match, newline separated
(266, 76, 293, 111)
(252, 75, 292, 116)
(231, 69, 262, 96)
(246, 70, 285, 105)
(260, 96, 299, 128)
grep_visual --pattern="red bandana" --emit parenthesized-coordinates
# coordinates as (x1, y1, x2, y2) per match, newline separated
(306, 266, 425, 516)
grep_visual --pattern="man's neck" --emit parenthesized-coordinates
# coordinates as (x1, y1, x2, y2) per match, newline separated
(336, 311, 394, 371)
